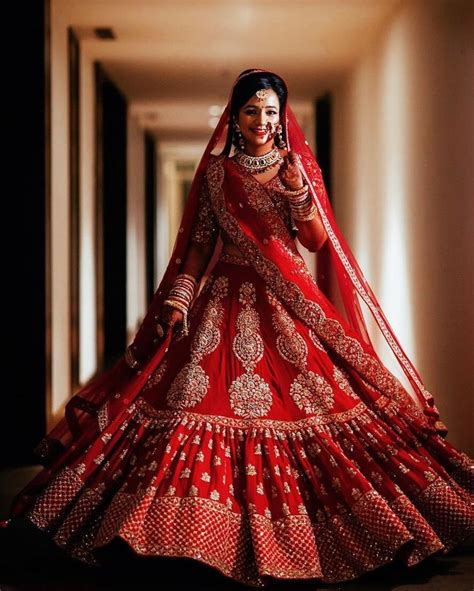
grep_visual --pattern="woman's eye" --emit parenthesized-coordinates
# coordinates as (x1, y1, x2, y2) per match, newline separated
(245, 110, 277, 115)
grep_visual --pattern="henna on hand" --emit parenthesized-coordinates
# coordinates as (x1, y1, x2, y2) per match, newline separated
(158, 305, 184, 336)
(279, 150, 304, 191)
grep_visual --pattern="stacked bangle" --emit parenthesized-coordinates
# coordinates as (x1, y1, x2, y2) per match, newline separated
(163, 273, 198, 335)
(284, 183, 317, 222)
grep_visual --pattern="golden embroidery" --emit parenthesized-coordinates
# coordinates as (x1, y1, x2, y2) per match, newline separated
(205, 157, 426, 426)
(233, 160, 314, 282)
(144, 359, 169, 391)
(135, 392, 369, 432)
(28, 461, 469, 588)
(290, 371, 334, 415)
(190, 177, 220, 246)
(309, 328, 327, 352)
(266, 287, 307, 371)
(229, 282, 273, 418)
(219, 251, 252, 265)
(333, 365, 359, 400)
(166, 276, 228, 409)
(266, 285, 334, 415)
(299, 154, 435, 409)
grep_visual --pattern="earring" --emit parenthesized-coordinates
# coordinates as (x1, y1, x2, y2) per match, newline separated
(232, 120, 246, 150)
(275, 123, 287, 150)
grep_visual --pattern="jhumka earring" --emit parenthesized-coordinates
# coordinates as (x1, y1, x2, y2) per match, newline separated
(274, 122, 287, 150)
(232, 120, 246, 150)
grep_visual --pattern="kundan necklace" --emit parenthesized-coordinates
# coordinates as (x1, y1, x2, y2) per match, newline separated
(234, 146, 283, 175)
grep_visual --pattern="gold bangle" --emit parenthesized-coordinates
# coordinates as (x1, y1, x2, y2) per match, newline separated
(163, 299, 189, 314)
(292, 204, 318, 222)
(283, 183, 308, 198)
(176, 273, 198, 286)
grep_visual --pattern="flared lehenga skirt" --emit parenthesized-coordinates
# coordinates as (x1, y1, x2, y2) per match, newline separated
(19, 253, 474, 587)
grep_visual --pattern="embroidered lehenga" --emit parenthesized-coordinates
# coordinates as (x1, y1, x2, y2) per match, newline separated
(6, 70, 473, 588)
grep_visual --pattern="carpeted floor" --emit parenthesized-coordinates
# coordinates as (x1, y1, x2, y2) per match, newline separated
(1, 465, 473, 591)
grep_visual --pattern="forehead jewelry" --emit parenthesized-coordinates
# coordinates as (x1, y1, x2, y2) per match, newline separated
(255, 88, 268, 102)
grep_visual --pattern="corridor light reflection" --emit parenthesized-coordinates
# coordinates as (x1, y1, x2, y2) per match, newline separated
(377, 32, 416, 398)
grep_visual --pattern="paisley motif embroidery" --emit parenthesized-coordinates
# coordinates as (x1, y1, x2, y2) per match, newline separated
(229, 282, 273, 418)
(266, 287, 307, 371)
(266, 285, 334, 415)
(166, 276, 228, 409)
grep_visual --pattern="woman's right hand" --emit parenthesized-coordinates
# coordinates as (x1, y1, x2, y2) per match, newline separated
(157, 304, 184, 337)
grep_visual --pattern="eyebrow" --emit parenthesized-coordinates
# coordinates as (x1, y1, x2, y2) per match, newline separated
(242, 104, 279, 110)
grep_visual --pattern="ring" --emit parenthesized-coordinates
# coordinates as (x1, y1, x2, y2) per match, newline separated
(156, 323, 165, 337)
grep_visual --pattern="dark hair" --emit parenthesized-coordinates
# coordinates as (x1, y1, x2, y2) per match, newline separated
(222, 69, 288, 156)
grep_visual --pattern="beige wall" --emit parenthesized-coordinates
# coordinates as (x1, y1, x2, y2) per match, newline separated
(50, 5, 70, 421)
(79, 44, 98, 386)
(332, 0, 474, 454)
(126, 114, 147, 341)
(50, 6, 149, 422)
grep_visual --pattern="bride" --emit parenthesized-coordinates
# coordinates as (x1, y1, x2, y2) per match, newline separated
(4, 68, 473, 588)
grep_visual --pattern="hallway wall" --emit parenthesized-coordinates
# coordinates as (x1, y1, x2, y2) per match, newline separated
(127, 114, 147, 341)
(332, 0, 474, 453)
(50, 6, 71, 422)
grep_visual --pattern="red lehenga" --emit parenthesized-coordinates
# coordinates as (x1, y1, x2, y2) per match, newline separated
(5, 69, 473, 588)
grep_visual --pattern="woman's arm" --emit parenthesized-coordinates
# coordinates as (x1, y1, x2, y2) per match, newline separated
(293, 213, 328, 252)
(159, 178, 219, 332)
(180, 241, 215, 282)
(279, 151, 328, 252)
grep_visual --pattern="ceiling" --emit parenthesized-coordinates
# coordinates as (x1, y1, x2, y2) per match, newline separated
(62, 0, 403, 137)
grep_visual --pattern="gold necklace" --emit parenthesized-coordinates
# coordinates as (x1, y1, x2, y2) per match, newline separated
(234, 146, 283, 174)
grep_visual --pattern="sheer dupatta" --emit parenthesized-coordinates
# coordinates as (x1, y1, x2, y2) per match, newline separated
(31, 69, 445, 476)
(206, 152, 444, 434)
(285, 103, 446, 434)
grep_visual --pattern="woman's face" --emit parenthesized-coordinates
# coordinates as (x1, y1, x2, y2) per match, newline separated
(236, 88, 281, 152)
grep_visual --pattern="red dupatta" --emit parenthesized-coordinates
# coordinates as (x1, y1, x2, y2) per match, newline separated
(30, 68, 446, 474)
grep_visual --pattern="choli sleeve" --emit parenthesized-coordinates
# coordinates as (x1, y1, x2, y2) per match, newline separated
(190, 176, 220, 246)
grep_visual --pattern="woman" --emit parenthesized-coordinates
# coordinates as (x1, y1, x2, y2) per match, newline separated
(4, 68, 473, 588)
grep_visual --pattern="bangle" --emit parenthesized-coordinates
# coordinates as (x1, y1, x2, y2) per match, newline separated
(292, 203, 318, 222)
(283, 183, 308, 198)
(288, 190, 314, 218)
(167, 274, 197, 307)
(177, 273, 198, 287)
(164, 298, 189, 314)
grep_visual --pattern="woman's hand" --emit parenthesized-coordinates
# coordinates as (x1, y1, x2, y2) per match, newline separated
(157, 304, 184, 337)
(279, 151, 304, 191)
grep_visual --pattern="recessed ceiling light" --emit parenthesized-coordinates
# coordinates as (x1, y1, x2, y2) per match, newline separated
(208, 105, 224, 117)
(208, 117, 220, 129)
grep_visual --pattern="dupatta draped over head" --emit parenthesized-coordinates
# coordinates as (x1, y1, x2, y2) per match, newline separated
(31, 68, 447, 479)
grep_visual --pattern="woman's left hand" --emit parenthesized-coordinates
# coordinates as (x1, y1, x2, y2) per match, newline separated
(279, 151, 304, 191)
